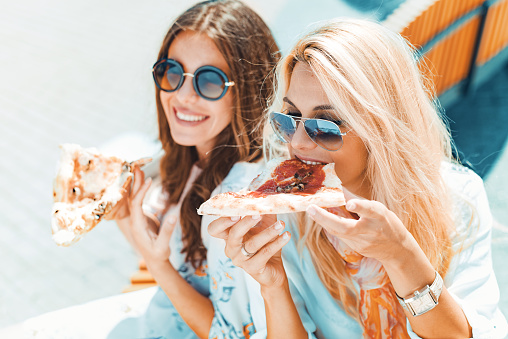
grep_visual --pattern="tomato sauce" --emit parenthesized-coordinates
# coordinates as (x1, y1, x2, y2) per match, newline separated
(249, 159, 325, 197)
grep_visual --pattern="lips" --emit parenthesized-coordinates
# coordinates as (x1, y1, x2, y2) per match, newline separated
(294, 154, 327, 165)
(173, 107, 208, 124)
(176, 111, 207, 122)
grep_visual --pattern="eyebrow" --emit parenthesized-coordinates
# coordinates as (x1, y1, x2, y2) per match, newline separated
(283, 97, 335, 111)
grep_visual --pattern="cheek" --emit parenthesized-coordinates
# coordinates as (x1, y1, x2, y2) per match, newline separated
(214, 95, 234, 125)
(160, 92, 174, 116)
(332, 136, 368, 182)
(336, 156, 366, 180)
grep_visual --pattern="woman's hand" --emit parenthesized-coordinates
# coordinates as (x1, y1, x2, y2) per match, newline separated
(208, 215, 291, 288)
(103, 177, 132, 221)
(210, 216, 309, 338)
(128, 167, 176, 273)
(125, 171, 214, 338)
(306, 189, 412, 265)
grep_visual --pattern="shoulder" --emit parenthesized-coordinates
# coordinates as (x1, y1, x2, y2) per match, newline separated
(441, 161, 489, 219)
(441, 161, 492, 245)
(441, 161, 485, 199)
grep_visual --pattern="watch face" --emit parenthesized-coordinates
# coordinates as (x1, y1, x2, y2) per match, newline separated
(407, 289, 439, 316)
(399, 271, 443, 316)
(408, 293, 437, 315)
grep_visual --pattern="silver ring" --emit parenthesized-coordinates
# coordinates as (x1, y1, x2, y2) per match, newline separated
(241, 243, 256, 258)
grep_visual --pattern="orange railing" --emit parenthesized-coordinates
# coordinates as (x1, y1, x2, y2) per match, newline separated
(385, 0, 508, 98)
(400, 0, 484, 48)
(477, 0, 508, 64)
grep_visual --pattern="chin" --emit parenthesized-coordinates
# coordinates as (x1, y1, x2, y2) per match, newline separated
(170, 132, 200, 148)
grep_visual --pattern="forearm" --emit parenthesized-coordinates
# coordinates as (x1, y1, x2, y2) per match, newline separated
(261, 278, 308, 339)
(382, 236, 472, 338)
(149, 261, 214, 339)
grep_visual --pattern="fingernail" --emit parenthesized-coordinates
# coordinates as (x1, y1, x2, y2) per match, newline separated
(283, 232, 290, 240)
(230, 216, 240, 222)
(346, 201, 356, 210)
(306, 205, 317, 217)
(167, 215, 177, 224)
(252, 214, 261, 220)
(274, 221, 283, 230)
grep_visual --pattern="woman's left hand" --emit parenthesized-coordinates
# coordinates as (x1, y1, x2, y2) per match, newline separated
(306, 195, 412, 264)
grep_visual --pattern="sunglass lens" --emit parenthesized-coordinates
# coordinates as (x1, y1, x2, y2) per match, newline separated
(154, 62, 181, 91)
(196, 70, 225, 99)
(270, 113, 296, 143)
(165, 65, 182, 90)
(304, 119, 343, 151)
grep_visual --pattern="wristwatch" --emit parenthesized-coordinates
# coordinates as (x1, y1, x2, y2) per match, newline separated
(396, 271, 444, 316)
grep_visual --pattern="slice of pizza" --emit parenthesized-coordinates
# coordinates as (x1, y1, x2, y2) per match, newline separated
(197, 158, 345, 216)
(51, 144, 151, 246)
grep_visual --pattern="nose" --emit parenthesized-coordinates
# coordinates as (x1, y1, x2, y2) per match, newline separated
(290, 122, 316, 151)
(175, 75, 199, 103)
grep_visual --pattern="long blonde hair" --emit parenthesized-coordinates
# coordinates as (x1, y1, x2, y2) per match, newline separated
(268, 19, 454, 323)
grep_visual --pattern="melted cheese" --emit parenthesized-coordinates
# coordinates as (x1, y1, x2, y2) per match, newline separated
(51, 144, 131, 246)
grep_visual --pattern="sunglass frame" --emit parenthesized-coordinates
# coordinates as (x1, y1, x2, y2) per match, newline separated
(269, 112, 348, 151)
(152, 58, 234, 101)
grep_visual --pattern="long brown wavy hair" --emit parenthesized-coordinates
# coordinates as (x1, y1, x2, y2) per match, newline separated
(155, 0, 279, 268)
(268, 19, 454, 324)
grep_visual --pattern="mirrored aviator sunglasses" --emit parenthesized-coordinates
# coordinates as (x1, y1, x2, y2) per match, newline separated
(269, 112, 347, 151)
(152, 58, 235, 101)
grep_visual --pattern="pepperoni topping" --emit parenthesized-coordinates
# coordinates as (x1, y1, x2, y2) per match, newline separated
(251, 159, 325, 196)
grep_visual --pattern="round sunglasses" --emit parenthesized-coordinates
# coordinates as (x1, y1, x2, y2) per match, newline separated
(152, 59, 235, 101)
(269, 112, 348, 151)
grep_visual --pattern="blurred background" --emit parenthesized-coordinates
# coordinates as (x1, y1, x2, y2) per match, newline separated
(1, 0, 507, 331)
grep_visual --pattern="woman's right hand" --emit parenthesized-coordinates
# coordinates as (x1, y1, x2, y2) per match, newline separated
(208, 215, 291, 288)
(127, 167, 176, 273)
(105, 164, 149, 221)
(103, 172, 135, 221)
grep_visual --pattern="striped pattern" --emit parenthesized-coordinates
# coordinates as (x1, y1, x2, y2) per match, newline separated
(384, 0, 508, 95)
(477, 0, 508, 64)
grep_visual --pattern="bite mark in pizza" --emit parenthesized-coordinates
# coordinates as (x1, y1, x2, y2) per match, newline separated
(51, 144, 150, 246)
(197, 158, 345, 216)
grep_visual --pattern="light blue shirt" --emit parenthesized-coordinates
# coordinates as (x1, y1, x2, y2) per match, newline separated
(202, 161, 265, 339)
(248, 162, 507, 339)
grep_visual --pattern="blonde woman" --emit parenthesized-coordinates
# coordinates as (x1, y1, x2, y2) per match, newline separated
(209, 19, 507, 338)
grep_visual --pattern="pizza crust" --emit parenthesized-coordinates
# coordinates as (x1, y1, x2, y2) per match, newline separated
(197, 187, 345, 216)
(51, 144, 150, 246)
(197, 158, 345, 216)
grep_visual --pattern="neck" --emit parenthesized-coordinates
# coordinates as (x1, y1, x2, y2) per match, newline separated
(194, 152, 208, 169)
(196, 138, 217, 163)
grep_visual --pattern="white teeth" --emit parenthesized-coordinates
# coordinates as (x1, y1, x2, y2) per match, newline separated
(176, 111, 207, 122)
(301, 159, 323, 165)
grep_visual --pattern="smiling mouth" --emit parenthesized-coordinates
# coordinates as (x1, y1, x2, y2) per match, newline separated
(295, 155, 327, 166)
(176, 111, 208, 122)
